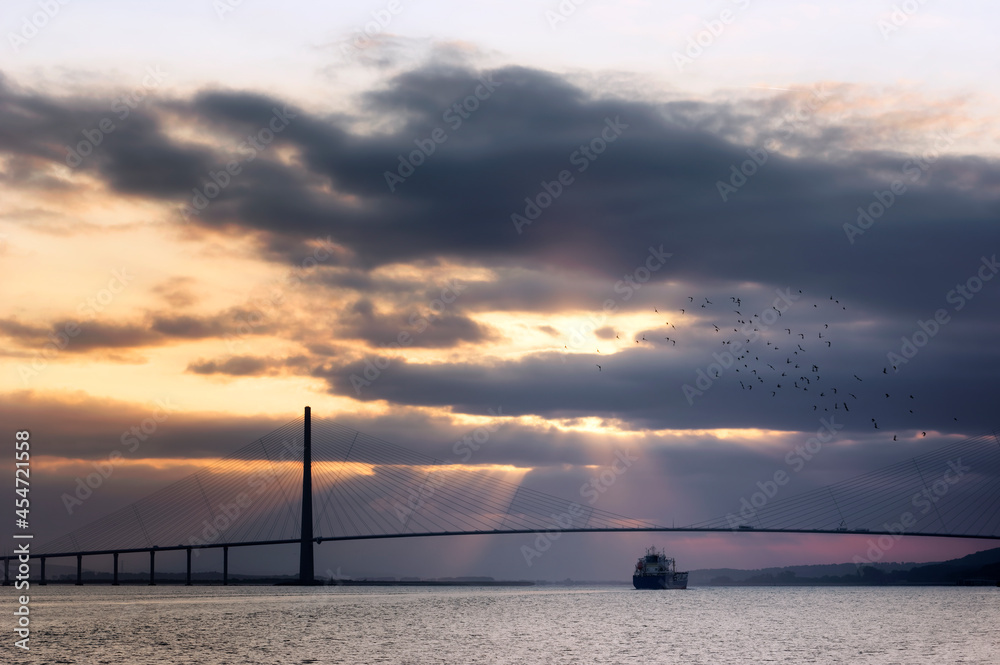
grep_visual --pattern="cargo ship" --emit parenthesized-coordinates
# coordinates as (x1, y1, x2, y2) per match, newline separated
(632, 546, 688, 589)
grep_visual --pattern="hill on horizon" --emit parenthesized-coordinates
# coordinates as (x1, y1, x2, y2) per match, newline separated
(688, 547, 1000, 586)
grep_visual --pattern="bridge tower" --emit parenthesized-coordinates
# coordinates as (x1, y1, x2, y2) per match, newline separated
(298, 406, 314, 584)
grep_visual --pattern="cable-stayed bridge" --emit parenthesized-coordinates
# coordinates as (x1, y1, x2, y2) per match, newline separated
(4, 408, 1000, 585)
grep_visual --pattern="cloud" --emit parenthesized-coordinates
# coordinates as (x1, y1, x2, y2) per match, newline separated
(0, 310, 257, 355)
(151, 277, 200, 308)
(4, 64, 999, 299)
(187, 354, 309, 377)
(338, 297, 496, 348)
(1, 62, 999, 439)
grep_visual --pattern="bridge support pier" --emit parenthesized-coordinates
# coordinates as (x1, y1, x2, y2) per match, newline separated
(223, 546, 228, 585)
(112, 553, 119, 585)
(149, 550, 156, 586)
(76, 554, 83, 585)
(186, 548, 192, 586)
(39, 557, 45, 585)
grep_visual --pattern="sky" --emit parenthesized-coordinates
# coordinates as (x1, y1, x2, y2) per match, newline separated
(2, 0, 999, 580)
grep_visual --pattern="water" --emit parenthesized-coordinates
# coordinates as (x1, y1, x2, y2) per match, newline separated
(4, 584, 998, 664)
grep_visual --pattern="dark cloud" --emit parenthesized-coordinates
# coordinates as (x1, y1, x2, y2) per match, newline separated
(326, 297, 1000, 437)
(150, 314, 227, 339)
(0, 311, 245, 353)
(4, 64, 999, 302)
(187, 354, 309, 377)
(0, 390, 287, 461)
(338, 298, 497, 349)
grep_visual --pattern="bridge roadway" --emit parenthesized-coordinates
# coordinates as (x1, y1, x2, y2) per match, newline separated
(4, 527, 999, 586)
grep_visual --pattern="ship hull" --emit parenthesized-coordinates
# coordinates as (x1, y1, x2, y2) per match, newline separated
(632, 573, 688, 590)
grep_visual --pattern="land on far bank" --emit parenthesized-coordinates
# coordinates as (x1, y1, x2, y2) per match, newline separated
(688, 547, 1000, 586)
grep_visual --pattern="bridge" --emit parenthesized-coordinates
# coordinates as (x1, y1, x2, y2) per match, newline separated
(4, 407, 1000, 585)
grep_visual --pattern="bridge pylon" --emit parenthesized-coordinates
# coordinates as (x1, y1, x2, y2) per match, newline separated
(299, 405, 315, 584)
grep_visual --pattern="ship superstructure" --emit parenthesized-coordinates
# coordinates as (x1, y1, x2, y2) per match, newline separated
(632, 546, 688, 590)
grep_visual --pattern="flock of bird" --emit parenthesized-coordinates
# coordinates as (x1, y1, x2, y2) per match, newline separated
(586, 290, 959, 441)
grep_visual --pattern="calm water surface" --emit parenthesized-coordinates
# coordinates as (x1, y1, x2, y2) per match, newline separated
(4, 585, 998, 664)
